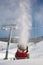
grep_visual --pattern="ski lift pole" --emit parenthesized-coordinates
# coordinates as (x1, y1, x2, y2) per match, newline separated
(4, 27, 12, 59)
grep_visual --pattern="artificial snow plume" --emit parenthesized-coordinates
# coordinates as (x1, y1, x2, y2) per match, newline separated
(17, 1, 32, 49)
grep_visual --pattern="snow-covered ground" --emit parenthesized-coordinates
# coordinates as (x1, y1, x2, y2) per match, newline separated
(0, 59, 43, 65)
(29, 41, 43, 59)
(0, 41, 17, 60)
(0, 41, 43, 65)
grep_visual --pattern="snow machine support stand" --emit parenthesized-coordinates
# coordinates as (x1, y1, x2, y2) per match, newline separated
(0, 24, 17, 60)
(4, 28, 12, 60)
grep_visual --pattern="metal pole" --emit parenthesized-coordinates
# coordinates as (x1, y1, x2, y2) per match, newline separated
(4, 28, 12, 59)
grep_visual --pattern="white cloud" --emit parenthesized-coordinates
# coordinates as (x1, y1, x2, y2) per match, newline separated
(0, 0, 32, 25)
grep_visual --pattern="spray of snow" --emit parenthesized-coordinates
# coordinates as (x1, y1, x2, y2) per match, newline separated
(18, 1, 32, 49)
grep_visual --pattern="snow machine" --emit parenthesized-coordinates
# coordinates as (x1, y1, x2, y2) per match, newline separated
(15, 45, 30, 59)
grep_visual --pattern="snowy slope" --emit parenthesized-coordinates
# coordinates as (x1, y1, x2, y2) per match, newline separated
(0, 41, 43, 65)
(0, 41, 17, 60)
(0, 41, 43, 59)
(29, 41, 43, 59)
(0, 59, 43, 65)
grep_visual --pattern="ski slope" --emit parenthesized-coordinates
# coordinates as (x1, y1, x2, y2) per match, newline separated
(0, 59, 43, 65)
(0, 41, 43, 65)
(0, 41, 17, 60)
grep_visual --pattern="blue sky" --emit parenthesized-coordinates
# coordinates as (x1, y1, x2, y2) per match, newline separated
(0, 0, 43, 38)
(31, 0, 43, 38)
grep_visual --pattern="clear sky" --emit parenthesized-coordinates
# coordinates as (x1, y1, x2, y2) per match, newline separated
(0, 0, 43, 38)
(31, 0, 43, 38)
